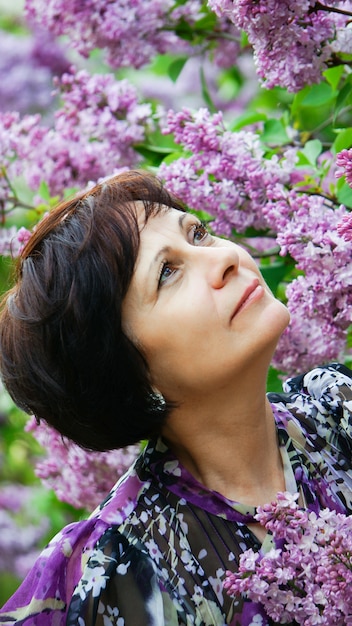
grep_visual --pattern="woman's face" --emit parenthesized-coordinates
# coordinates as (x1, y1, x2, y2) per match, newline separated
(122, 206, 290, 401)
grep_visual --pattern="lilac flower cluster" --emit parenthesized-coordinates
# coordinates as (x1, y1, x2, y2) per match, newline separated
(336, 147, 352, 187)
(264, 191, 352, 373)
(0, 29, 70, 116)
(224, 491, 352, 625)
(0, 68, 150, 210)
(159, 107, 291, 236)
(26, 417, 139, 510)
(337, 214, 352, 241)
(24, 0, 240, 70)
(0, 110, 46, 225)
(0, 484, 49, 579)
(208, 0, 352, 91)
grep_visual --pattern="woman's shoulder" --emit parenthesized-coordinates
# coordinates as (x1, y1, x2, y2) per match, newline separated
(268, 362, 352, 457)
(0, 516, 110, 624)
(282, 362, 352, 400)
(0, 458, 151, 624)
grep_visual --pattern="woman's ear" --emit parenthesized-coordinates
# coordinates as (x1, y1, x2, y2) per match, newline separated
(151, 388, 166, 405)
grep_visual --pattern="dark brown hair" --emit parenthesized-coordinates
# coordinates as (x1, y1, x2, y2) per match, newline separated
(0, 170, 185, 451)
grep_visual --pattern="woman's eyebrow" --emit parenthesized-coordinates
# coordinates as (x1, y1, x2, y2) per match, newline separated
(147, 212, 189, 276)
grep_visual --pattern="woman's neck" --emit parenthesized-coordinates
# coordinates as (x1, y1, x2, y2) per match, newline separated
(162, 387, 285, 507)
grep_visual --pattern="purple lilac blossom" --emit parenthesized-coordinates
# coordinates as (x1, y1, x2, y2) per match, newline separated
(335, 150, 352, 242)
(24, 0, 240, 70)
(0, 111, 45, 212)
(0, 227, 32, 257)
(0, 484, 49, 579)
(26, 417, 140, 510)
(25, 0, 178, 68)
(337, 213, 352, 241)
(264, 191, 352, 373)
(0, 68, 150, 208)
(159, 107, 292, 236)
(0, 29, 70, 115)
(336, 147, 352, 187)
(224, 491, 352, 625)
(208, 0, 352, 91)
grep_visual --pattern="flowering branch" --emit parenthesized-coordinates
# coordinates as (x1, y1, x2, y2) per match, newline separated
(313, 2, 352, 18)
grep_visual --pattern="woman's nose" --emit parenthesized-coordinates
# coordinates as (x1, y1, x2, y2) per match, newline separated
(193, 245, 239, 289)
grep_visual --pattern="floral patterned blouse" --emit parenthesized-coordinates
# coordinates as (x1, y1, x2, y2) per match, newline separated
(1, 363, 352, 626)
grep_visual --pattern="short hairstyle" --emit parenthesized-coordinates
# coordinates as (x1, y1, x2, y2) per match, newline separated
(0, 170, 185, 451)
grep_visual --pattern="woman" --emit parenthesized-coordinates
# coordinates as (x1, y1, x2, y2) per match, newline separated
(0, 170, 351, 625)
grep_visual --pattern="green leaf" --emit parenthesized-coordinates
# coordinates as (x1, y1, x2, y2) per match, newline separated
(332, 128, 352, 154)
(260, 261, 288, 295)
(299, 139, 323, 166)
(291, 87, 309, 117)
(134, 144, 174, 166)
(260, 119, 290, 146)
(301, 82, 336, 107)
(323, 65, 345, 90)
(174, 18, 194, 41)
(200, 67, 216, 113)
(266, 366, 284, 393)
(231, 111, 267, 131)
(193, 13, 217, 31)
(336, 180, 352, 208)
(334, 79, 352, 124)
(168, 57, 188, 82)
(160, 151, 187, 165)
(38, 180, 50, 201)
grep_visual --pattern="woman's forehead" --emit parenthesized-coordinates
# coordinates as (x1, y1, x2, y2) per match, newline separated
(133, 201, 176, 230)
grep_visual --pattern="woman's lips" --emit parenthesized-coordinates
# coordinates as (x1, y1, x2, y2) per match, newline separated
(231, 280, 263, 319)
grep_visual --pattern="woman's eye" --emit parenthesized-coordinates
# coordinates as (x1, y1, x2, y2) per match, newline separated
(192, 223, 210, 244)
(158, 263, 176, 288)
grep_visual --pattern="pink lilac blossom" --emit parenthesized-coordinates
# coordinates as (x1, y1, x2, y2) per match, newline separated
(25, 0, 176, 69)
(0, 111, 45, 212)
(337, 213, 352, 241)
(224, 491, 352, 625)
(336, 148, 352, 187)
(0, 68, 150, 209)
(26, 417, 139, 511)
(159, 107, 293, 236)
(208, 0, 352, 91)
(264, 191, 352, 373)
(0, 227, 32, 257)
(335, 149, 352, 253)
(24, 0, 240, 70)
(0, 484, 49, 579)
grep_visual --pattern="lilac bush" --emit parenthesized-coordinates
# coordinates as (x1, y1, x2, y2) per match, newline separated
(264, 192, 352, 373)
(158, 107, 292, 236)
(0, 67, 151, 212)
(24, 0, 241, 70)
(209, 0, 352, 91)
(224, 491, 352, 625)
